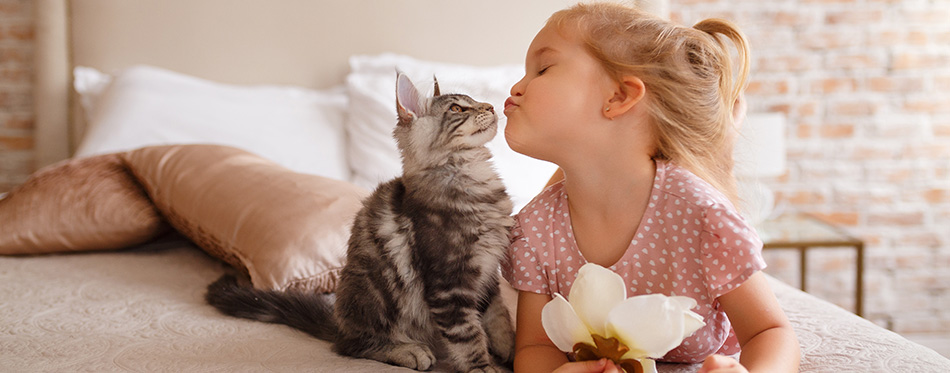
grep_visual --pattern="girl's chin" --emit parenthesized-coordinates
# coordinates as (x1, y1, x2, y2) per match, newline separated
(503, 131, 529, 156)
(504, 124, 555, 160)
(504, 136, 551, 162)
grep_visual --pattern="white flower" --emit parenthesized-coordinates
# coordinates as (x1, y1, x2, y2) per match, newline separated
(541, 263, 705, 373)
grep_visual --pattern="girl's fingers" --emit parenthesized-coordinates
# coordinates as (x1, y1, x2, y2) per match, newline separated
(553, 358, 609, 373)
(698, 354, 745, 373)
(603, 359, 623, 373)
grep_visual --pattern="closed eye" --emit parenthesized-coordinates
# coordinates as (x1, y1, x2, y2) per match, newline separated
(537, 65, 551, 75)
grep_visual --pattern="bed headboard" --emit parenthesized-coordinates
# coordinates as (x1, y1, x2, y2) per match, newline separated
(33, 0, 585, 167)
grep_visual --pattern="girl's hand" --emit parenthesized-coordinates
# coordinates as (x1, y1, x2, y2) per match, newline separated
(553, 358, 622, 373)
(697, 354, 749, 373)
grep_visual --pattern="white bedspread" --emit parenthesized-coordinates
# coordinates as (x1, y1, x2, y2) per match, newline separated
(2, 238, 948, 372)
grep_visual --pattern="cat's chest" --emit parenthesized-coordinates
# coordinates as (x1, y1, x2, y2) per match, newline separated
(416, 204, 508, 234)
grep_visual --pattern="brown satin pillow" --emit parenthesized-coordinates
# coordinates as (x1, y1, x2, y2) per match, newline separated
(0, 154, 167, 254)
(122, 144, 369, 292)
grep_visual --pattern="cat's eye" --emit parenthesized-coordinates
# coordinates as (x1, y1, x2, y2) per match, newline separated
(449, 104, 465, 113)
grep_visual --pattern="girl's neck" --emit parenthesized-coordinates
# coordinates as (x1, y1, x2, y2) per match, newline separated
(561, 155, 656, 211)
(560, 155, 657, 267)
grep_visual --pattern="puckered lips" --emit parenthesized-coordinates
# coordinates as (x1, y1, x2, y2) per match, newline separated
(503, 97, 519, 114)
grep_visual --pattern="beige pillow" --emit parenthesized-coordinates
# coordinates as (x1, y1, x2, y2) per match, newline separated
(0, 154, 167, 254)
(122, 144, 369, 292)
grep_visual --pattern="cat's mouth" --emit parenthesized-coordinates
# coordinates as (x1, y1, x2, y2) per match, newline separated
(471, 118, 497, 136)
(469, 114, 498, 137)
(472, 125, 494, 135)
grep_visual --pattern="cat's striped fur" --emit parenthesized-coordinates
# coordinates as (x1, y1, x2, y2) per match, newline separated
(206, 73, 515, 372)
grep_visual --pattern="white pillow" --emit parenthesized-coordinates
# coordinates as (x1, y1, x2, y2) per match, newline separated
(344, 54, 558, 211)
(73, 65, 351, 181)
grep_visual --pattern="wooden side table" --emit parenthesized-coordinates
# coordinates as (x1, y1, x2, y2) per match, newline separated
(755, 212, 865, 317)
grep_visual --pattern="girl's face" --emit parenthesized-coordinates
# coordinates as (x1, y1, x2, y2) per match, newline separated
(504, 24, 615, 164)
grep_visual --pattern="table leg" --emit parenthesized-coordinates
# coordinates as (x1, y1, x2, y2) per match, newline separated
(856, 243, 864, 317)
(799, 246, 807, 292)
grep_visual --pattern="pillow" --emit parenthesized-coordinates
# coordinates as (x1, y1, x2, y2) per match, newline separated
(122, 144, 370, 292)
(344, 53, 558, 211)
(73, 65, 351, 181)
(0, 154, 167, 254)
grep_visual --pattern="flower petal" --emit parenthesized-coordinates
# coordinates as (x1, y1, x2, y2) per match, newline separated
(605, 294, 706, 359)
(669, 296, 705, 338)
(682, 311, 705, 339)
(542, 293, 595, 352)
(639, 358, 657, 373)
(569, 263, 626, 336)
(669, 295, 698, 310)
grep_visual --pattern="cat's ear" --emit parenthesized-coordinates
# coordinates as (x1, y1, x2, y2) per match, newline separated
(396, 71, 423, 124)
(433, 75, 441, 97)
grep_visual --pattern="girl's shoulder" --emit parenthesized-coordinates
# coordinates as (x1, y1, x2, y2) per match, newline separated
(656, 160, 760, 245)
(515, 179, 566, 217)
(654, 159, 736, 214)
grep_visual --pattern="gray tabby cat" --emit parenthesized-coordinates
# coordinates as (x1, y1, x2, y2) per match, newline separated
(205, 72, 515, 372)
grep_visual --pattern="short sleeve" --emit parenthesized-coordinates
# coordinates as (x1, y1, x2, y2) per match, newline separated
(503, 211, 551, 294)
(699, 206, 767, 299)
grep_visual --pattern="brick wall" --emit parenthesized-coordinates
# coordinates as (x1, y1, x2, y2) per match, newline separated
(1, 0, 948, 356)
(0, 0, 33, 192)
(670, 0, 950, 355)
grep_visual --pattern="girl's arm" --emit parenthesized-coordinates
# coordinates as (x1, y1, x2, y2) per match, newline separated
(514, 290, 570, 372)
(707, 271, 801, 373)
(513, 290, 621, 373)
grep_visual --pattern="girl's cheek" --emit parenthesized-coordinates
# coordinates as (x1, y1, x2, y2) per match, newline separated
(524, 82, 545, 105)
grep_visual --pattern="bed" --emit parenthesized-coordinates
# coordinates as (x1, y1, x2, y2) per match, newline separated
(4, 0, 950, 372)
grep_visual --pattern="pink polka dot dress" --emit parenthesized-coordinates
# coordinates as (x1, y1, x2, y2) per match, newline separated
(503, 159, 766, 363)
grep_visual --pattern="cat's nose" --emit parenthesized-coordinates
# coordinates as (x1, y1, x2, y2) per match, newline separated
(480, 103, 494, 114)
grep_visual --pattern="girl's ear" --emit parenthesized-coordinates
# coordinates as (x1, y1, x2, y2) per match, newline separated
(396, 71, 423, 124)
(604, 76, 646, 120)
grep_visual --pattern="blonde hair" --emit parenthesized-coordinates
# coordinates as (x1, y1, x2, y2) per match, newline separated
(548, 3, 750, 207)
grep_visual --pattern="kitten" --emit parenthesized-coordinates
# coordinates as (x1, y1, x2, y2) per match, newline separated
(206, 72, 515, 372)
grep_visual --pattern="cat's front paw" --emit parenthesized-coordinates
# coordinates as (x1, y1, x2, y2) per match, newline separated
(386, 343, 436, 371)
(484, 310, 515, 363)
(488, 328, 515, 364)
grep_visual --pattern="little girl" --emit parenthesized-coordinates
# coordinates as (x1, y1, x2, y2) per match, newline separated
(502, 3, 800, 373)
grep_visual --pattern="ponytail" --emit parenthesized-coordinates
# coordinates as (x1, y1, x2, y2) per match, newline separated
(692, 18, 751, 126)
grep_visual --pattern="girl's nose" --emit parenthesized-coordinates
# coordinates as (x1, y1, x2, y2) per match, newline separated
(510, 76, 527, 97)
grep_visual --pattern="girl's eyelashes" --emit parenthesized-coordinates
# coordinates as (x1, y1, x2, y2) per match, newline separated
(537, 65, 551, 75)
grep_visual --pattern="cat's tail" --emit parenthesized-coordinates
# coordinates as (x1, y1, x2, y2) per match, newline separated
(205, 275, 339, 342)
